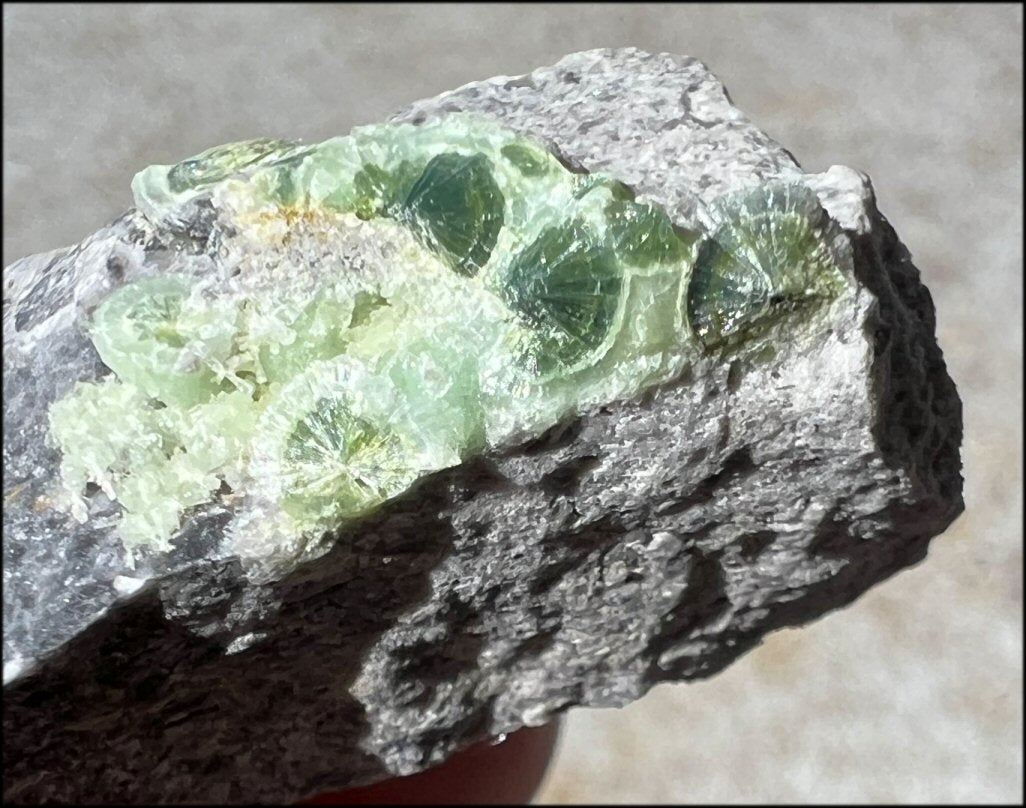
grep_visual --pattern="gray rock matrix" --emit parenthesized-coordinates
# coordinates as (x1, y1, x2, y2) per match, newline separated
(2, 49, 962, 803)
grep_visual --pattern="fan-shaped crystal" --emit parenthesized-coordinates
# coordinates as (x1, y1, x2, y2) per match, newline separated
(686, 183, 851, 347)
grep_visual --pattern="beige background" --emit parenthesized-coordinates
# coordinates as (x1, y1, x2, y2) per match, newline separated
(3, 4, 1022, 803)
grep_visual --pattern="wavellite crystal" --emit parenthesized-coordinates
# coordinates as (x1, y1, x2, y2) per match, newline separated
(47, 115, 851, 572)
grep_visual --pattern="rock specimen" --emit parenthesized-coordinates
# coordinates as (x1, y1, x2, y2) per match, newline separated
(2, 49, 963, 804)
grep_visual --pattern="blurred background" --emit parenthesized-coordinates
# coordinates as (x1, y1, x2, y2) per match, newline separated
(3, 3, 1021, 803)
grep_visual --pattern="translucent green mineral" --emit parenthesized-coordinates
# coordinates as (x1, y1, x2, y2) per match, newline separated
(47, 114, 853, 568)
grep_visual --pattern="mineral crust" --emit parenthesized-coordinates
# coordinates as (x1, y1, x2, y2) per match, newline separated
(2, 48, 963, 804)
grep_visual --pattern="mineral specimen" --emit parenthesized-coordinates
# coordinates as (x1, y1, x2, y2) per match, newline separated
(3, 48, 963, 804)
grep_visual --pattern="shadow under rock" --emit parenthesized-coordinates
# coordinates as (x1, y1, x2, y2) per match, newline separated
(1, 492, 462, 803)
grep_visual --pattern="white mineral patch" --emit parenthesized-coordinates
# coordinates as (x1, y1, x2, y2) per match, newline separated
(3, 657, 35, 685)
(112, 575, 148, 596)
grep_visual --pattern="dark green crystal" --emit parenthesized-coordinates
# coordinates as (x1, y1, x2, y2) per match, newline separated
(400, 152, 505, 277)
(501, 221, 623, 370)
(685, 183, 847, 348)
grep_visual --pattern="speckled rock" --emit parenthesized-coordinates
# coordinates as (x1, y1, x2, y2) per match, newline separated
(2, 48, 963, 804)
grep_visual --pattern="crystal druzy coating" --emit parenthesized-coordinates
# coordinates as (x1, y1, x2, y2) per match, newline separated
(47, 114, 853, 568)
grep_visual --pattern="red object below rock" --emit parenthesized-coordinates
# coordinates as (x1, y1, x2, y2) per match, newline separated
(298, 721, 560, 805)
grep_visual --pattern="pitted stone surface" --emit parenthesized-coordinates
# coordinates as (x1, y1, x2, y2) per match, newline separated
(2, 48, 962, 804)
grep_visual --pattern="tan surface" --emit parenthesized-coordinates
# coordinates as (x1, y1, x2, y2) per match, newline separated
(3, 4, 1022, 803)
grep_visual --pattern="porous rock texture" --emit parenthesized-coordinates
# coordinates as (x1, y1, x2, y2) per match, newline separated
(2, 48, 963, 803)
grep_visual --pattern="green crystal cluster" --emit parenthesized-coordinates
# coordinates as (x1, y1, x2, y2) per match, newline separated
(47, 114, 852, 566)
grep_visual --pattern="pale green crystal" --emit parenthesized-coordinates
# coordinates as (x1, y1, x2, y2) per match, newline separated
(49, 114, 853, 567)
(87, 275, 238, 407)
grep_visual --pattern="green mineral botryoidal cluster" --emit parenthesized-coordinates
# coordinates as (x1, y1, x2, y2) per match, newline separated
(47, 114, 853, 567)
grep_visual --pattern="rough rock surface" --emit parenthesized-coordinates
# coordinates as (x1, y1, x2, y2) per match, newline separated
(2, 48, 963, 804)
